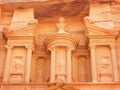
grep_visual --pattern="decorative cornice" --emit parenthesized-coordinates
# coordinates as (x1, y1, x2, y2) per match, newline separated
(2, 19, 38, 39)
(44, 33, 79, 50)
(84, 16, 119, 38)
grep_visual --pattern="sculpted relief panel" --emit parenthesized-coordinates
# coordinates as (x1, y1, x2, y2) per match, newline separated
(56, 47, 67, 82)
(96, 46, 113, 82)
(10, 47, 27, 83)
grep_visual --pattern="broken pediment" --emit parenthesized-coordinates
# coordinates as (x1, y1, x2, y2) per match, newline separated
(84, 16, 119, 36)
(2, 19, 38, 38)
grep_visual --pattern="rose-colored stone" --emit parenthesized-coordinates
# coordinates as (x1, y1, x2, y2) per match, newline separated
(0, 0, 120, 90)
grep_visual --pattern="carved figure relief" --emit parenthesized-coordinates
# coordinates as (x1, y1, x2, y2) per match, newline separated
(56, 59, 66, 82)
(56, 48, 67, 82)
(58, 59, 66, 74)
(98, 56, 112, 82)
(56, 17, 67, 33)
(12, 56, 24, 72)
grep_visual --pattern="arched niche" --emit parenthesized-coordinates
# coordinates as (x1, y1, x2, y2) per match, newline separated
(31, 55, 50, 82)
(72, 54, 91, 82)
(77, 56, 88, 82)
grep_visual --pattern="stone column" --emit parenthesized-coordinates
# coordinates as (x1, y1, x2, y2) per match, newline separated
(0, 7, 1, 21)
(67, 49, 72, 82)
(50, 48, 56, 82)
(89, 45, 97, 82)
(110, 45, 119, 82)
(25, 45, 33, 83)
(3, 45, 13, 82)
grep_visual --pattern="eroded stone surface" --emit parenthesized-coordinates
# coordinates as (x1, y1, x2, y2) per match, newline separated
(0, 0, 120, 90)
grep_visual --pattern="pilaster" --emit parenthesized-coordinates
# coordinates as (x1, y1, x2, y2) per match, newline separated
(3, 45, 13, 82)
(50, 48, 56, 82)
(89, 44, 97, 82)
(110, 44, 119, 82)
(67, 49, 72, 82)
(25, 45, 33, 83)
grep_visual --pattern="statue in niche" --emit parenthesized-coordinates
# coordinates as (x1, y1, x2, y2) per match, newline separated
(56, 59, 66, 82)
(36, 58, 46, 82)
(56, 17, 67, 33)
(58, 59, 65, 74)
(99, 56, 112, 81)
(13, 56, 24, 72)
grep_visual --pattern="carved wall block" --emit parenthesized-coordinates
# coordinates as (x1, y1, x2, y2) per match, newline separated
(12, 56, 24, 72)
(56, 47, 67, 82)
(96, 46, 113, 82)
(98, 56, 112, 82)
(10, 47, 27, 83)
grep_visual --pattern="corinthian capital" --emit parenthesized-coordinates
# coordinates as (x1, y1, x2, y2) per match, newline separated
(5, 45, 14, 49)
(25, 45, 34, 50)
(89, 44, 96, 49)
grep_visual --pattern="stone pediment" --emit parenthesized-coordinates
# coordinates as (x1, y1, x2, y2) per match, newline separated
(2, 20, 38, 38)
(84, 17, 119, 36)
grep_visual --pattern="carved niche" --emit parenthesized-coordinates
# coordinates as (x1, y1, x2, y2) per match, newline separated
(72, 53, 90, 82)
(77, 56, 88, 82)
(31, 55, 50, 82)
(35, 57, 46, 82)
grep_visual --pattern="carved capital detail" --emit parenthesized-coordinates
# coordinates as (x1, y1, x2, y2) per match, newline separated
(89, 44, 96, 49)
(25, 45, 34, 50)
(44, 33, 79, 50)
(109, 44, 116, 48)
(5, 45, 14, 49)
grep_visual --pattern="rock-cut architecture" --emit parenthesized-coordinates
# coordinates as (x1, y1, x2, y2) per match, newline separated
(0, 0, 120, 90)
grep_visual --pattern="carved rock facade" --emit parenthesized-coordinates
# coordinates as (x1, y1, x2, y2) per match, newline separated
(0, 0, 120, 90)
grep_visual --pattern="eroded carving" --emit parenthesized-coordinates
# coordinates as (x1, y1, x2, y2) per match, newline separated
(12, 56, 24, 72)
(98, 56, 112, 82)
(56, 17, 67, 33)
(36, 57, 46, 82)
(56, 59, 66, 82)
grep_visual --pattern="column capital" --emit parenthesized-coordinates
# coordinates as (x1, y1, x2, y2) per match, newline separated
(110, 44, 116, 48)
(5, 45, 14, 49)
(67, 46, 74, 51)
(25, 45, 34, 50)
(49, 47, 56, 51)
(89, 44, 96, 49)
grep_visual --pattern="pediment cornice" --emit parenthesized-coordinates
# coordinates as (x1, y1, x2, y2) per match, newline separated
(2, 20, 38, 39)
(84, 17, 119, 38)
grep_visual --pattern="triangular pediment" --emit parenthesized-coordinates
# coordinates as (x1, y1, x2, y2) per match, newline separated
(84, 17, 119, 36)
(86, 24, 118, 35)
(2, 24, 36, 38)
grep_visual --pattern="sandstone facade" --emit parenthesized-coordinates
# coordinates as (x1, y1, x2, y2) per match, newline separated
(0, 0, 120, 90)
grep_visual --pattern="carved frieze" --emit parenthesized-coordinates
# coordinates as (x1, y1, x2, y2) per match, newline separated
(89, 39, 115, 43)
